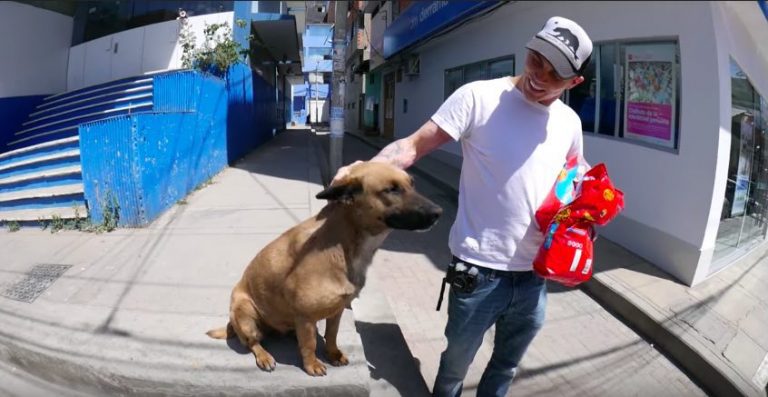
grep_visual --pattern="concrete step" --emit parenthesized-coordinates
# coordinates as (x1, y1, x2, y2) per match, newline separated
(0, 183, 83, 204)
(14, 102, 154, 138)
(0, 136, 79, 163)
(0, 165, 81, 187)
(0, 149, 80, 174)
(0, 305, 370, 396)
(41, 78, 153, 108)
(24, 94, 153, 127)
(0, 204, 87, 222)
(31, 86, 153, 118)
(0, 358, 90, 397)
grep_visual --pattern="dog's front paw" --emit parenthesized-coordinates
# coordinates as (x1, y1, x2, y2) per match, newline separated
(304, 359, 327, 376)
(326, 348, 349, 366)
(255, 352, 276, 372)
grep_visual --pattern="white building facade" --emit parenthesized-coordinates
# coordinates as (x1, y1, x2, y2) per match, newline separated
(365, 1, 768, 286)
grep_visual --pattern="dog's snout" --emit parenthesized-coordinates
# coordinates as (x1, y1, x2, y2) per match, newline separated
(422, 202, 442, 223)
(384, 194, 443, 231)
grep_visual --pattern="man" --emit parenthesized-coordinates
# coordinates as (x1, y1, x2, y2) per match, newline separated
(333, 16, 593, 397)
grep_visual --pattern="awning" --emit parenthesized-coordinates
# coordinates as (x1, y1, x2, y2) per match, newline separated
(249, 15, 302, 65)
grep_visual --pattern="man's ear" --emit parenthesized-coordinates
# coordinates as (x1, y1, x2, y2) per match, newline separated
(316, 180, 363, 202)
(568, 75, 585, 89)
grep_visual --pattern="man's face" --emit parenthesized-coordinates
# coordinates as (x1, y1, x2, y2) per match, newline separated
(520, 50, 584, 105)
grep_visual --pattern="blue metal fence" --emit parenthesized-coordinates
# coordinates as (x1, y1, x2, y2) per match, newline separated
(80, 64, 273, 227)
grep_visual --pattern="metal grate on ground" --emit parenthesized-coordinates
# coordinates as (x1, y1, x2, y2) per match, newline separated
(2, 264, 71, 303)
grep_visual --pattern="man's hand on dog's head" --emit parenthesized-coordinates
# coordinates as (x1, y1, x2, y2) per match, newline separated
(332, 160, 364, 185)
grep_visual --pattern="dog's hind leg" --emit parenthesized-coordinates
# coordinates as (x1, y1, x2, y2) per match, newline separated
(295, 317, 327, 376)
(230, 299, 276, 371)
(324, 310, 349, 366)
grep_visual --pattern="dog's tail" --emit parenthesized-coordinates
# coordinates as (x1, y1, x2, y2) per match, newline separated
(206, 322, 235, 340)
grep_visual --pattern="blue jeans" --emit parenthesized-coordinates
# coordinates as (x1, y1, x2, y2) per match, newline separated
(433, 260, 547, 397)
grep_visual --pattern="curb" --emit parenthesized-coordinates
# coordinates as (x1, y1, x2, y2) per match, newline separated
(580, 278, 738, 396)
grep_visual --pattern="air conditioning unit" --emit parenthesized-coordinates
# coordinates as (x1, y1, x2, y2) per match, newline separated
(405, 56, 420, 76)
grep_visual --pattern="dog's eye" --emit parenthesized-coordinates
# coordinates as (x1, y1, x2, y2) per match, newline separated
(383, 185, 402, 195)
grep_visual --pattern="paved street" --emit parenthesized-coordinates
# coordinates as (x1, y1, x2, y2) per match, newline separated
(337, 132, 707, 396)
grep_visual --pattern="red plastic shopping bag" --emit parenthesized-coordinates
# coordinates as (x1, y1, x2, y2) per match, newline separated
(533, 222, 595, 287)
(534, 162, 624, 287)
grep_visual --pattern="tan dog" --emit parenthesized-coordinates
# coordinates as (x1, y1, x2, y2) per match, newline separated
(207, 162, 442, 376)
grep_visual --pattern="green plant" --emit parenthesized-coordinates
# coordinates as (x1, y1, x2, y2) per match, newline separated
(6, 221, 20, 232)
(194, 176, 216, 191)
(62, 207, 87, 231)
(99, 191, 120, 233)
(50, 214, 65, 233)
(75, 191, 120, 234)
(179, 15, 251, 75)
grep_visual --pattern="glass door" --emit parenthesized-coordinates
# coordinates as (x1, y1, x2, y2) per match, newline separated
(714, 59, 768, 266)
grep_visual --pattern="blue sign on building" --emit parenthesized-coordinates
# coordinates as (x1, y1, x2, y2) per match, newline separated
(383, 1, 498, 59)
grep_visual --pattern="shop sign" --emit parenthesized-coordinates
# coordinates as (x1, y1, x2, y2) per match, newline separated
(383, 1, 498, 59)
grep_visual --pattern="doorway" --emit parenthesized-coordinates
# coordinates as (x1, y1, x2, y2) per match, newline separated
(714, 59, 768, 268)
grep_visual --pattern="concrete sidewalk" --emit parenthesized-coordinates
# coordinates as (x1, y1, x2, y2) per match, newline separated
(345, 130, 767, 397)
(0, 130, 381, 396)
(0, 128, 718, 397)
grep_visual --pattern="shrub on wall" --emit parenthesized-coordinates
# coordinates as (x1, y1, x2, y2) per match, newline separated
(178, 10, 250, 77)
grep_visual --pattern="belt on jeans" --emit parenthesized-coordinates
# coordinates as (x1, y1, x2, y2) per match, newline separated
(452, 256, 532, 279)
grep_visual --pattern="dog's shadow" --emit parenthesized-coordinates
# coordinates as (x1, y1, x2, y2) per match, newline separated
(224, 332, 329, 370)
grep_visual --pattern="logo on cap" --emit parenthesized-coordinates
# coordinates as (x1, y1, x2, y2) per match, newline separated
(547, 27, 580, 60)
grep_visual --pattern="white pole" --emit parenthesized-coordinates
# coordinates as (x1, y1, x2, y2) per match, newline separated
(329, 0, 348, 176)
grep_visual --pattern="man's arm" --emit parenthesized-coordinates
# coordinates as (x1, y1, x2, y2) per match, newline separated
(331, 120, 453, 183)
(371, 120, 453, 169)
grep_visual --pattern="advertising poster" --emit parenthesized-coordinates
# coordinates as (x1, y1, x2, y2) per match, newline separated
(624, 44, 677, 149)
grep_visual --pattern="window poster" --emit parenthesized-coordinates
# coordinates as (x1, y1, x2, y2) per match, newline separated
(623, 44, 677, 149)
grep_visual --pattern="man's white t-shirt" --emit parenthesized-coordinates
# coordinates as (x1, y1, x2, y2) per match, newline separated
(431, 77, 584, 272)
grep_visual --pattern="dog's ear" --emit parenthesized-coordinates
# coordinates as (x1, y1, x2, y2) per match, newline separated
(316, 180, 363, 202)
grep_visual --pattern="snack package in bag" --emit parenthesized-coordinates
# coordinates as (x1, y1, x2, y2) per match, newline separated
(563, 163, 624, 226)
(535, 156, 590, 231)
(533, 222, 594, 287)
(534, 162, 625, 287)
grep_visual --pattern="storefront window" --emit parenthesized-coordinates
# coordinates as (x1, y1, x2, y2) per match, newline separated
(72, 1, 233, 46)
(444, 68, 463, 99)
(714, 59, 768, 264)
(597, 43, 618, 136)
(566, 40, 681, 151)
(566, 55, 597, 132)
(444, 55, 515, 98)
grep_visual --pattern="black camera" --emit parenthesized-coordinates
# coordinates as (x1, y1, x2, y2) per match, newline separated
(436, 260, 480, 311)
(446, 261, 478, 294)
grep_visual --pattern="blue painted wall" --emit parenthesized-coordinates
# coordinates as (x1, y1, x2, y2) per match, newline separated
(226, 62, 276, 162)
(80, 65, 272, 227)
(0, 95, 47, 153)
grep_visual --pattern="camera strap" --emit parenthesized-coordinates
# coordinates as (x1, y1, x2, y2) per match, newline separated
(435, 277, 447, 311)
